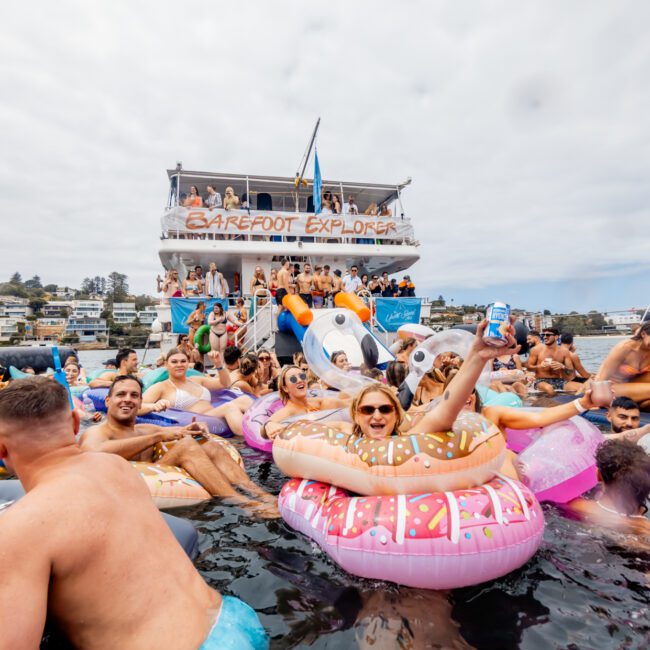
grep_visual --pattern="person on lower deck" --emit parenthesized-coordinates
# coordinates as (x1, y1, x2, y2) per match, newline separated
(89, 347, 142, 388)
(0, 377, 269, 650)
(560, 332, 592, 391)
(80, 375, 277, 516)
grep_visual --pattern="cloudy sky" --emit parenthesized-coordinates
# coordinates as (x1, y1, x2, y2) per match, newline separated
(2, 1, 648, 313)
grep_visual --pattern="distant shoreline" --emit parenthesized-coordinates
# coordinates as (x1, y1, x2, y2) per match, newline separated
(575, 334, 626, 340)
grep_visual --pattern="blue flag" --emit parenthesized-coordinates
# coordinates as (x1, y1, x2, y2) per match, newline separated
(313, 149, 322, 214)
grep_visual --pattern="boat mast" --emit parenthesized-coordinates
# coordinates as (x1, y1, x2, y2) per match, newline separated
(294, 117, 321, 211)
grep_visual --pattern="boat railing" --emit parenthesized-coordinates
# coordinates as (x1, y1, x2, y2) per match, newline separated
(366, 296, 393, 349)
(234, 289, 274, 352)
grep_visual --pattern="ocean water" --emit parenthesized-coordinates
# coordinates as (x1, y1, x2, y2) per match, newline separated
(45, 338, 648, 648)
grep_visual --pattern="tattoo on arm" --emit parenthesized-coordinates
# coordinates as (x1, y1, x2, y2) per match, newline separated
(444, 391, 449, 401)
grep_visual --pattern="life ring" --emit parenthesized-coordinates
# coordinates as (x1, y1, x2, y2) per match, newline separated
(273, 411, 506, 495)
(302, 309, 380, 393)
(278, 475, 544, 589)
(193, 324, 212, 354)
(507, 415, 603, 503)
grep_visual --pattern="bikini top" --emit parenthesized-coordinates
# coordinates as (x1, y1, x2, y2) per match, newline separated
(493, 356, 517, 371)
(173, 384, 211, 410)
(617, 362, 650, 379)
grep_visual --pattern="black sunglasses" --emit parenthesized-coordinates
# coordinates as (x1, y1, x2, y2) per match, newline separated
(542, 333, 556, 338)
(287, 372, 307, 384)
(259, 356, 271, 361)
(358, 404, 395, 415)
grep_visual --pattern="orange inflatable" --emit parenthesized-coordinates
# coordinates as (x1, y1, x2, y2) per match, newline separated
(334, 291, 371, 322)
(282, 293, 313, 326)
(273, 411, 505, 495)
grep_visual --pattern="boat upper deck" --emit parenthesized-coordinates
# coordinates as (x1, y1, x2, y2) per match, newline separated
(162, 167, 417, 247)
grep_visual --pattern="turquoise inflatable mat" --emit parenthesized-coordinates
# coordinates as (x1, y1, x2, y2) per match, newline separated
(553, 393, 650, 427)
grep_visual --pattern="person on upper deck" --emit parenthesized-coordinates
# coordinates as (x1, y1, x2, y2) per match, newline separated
(205, 263, 226, 299)
(183, 185, 203, 208)
(204, 184, 222, 209)
(380, 271, 392, 297)
(344, 195, 359, 215)
(183, 270, 202, 298)
(368, 274, 382, 296)
(398, 275, 415, 297)
(379, 204, 393, 217)
(364, 203, 379, 216)
(321, 199, 333, 215)
(332, 194, 342, 214)
(223, 187, 240, 210)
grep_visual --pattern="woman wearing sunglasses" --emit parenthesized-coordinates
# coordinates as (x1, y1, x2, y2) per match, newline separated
(267, 320, 523, 441)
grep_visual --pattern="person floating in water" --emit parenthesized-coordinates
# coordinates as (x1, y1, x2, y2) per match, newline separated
(0, 377, 269, 649)
(564, 439, 650, 537)
(81, 374, 278, 518)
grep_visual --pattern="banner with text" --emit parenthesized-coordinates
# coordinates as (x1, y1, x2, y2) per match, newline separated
(170, 298, 229, 335)
(374, 298, 422, 332)
(162, 207, 413, 240)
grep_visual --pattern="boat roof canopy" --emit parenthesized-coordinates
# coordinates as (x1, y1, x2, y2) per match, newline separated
(167, 169, 411, 214)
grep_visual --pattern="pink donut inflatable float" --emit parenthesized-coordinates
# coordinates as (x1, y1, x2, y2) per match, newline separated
(513, 416, 603, 504)
(279, 475, 544, 589)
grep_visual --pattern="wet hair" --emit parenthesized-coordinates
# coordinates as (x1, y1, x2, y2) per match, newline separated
(240, 354, 259, 377)
(610, 396, 640, 412)
(330, 350, 348, 366)
(108, 375, 143, 397)
(64, 354, 80, 367)
(542, 327, 559, 336)
(385, 360, 406, 388)
(561, 332, 574, 345)
(631, 321, 650, 341)
(193, 362, 204, 373)
(528, 330, 540, 339)
(116, 348, 136, 368)
(278, 365, 303, 403)
(350, 384, 404, 437)
(224, 345, 242, 366)
(0, 377, 69, 424)
(165, 347, 189, 362)
(595, 439, 650, 514)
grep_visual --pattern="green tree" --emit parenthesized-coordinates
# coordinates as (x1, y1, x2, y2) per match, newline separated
(43, 284, 58, 293)
(107, 272, 129, 303)
(543, 309, 551, 316)
(9, 272, 22, 284)
(29, 297, 47, 315)
(24, 275, 42, 290)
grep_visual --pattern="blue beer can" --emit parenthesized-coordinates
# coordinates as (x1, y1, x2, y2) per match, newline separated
(483, 302, 510, 347)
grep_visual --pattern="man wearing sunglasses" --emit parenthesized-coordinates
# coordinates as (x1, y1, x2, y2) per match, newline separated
(526, 327, 575, 395)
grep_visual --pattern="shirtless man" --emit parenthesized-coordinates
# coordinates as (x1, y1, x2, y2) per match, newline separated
(80, 375, 277, 514)
(526, 328, 574, 395)
(276, 258, 293, 315)
(561, 332, 592, 391)
(332, 269, 343, 299)
(89, 347, 140, 388)
(318, 265, 333, 308)
(0, 377, 269, 649)
(296, 263, 314, 308)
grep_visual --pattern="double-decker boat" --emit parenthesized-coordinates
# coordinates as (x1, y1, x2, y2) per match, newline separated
(152, 163, 420, 354)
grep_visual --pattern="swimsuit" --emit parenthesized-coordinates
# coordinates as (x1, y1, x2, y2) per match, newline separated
(173, 384, 211, 410)
(534, 377, 565, 390)
(618, 363, 650, 379)
(199, 596, 268, 650)
(493, 357, 517, 371)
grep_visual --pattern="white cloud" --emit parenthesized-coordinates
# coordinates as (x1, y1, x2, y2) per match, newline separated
(1, 1, 648, 306)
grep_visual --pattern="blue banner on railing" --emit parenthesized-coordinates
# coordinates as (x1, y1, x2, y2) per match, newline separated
(374, 298, 422, 332)
(170, 298, 229, 334)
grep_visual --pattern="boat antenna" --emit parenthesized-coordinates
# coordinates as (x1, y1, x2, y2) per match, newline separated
(295, 117, 321, 187)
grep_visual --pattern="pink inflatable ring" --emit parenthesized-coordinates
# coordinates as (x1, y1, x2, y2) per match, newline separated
(279, 476, 544, 589)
